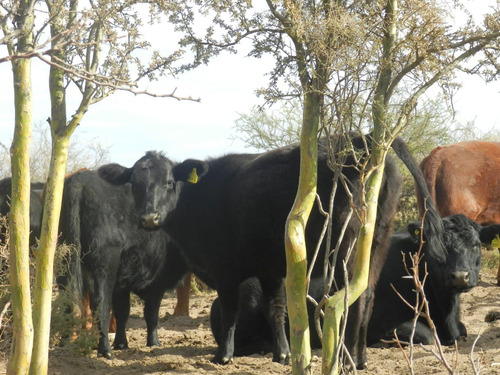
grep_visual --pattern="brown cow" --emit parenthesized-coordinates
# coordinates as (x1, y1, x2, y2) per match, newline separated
(419, 141, 500, 283)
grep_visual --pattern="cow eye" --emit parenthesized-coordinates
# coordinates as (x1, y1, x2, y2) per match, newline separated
(165, 180, 174, 189)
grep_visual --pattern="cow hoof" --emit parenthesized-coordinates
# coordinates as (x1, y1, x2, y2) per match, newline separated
(273, 353, 290, 365)
(147, 340, 161, 347)
(356, 361, 368, 370)
(211, 355, 233, 365)
(97, 351, 114, 360)
(114, 343, 128, 350)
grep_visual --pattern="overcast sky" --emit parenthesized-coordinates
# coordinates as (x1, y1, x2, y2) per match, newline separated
(0, 3, 499, 169)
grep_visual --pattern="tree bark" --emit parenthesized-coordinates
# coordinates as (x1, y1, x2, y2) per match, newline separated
(30, 137, 70, 375)
(7, 2, 35, 372)
(29, 12, 75, 371)
(285, 90, 321, 375)
(321, 151, 386, 375)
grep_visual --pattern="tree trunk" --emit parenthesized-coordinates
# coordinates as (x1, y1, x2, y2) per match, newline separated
(7, 1, 35, 373)
(285, 90, 320, 375)
(322, 1, 397, 373)
(30, 137, 70, 375)
(29, 23, 74, 371)
(321, 150, 386, 375)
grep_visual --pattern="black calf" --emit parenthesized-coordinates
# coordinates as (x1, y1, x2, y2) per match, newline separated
(58, 153, 189, 359)
(368, 218, 500, 346)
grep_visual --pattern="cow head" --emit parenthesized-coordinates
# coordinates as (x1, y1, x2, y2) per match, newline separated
(101, 152, 207, 229)
(408, 214, 482, 292)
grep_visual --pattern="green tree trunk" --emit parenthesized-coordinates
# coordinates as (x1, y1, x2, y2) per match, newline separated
(29, 137, 70, 375)
(29, 15, 76, 370)
(321, 149, 386, 375)
(322, 1, 397, 373)
(8, 61, 35, 375)
(285, 91, 321, 375)
(7, 1, 35, 373)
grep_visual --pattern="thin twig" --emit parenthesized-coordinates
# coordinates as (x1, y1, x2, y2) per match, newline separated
(0, 301, 11, 331)
(470, 325, 487, 375)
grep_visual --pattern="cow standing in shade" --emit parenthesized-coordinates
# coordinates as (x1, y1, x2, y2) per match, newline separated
(419, 141, 500, 284)
(104, 135, 458, 368)
(58, 153, 196, 359)
(162, 136, 405, 368)
(107, 138, 402, 368)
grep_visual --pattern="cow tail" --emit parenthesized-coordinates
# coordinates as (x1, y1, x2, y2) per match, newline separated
(391, 137, 447, 262)
(417, 153, 439, 217)
(59, 184, 84, 308)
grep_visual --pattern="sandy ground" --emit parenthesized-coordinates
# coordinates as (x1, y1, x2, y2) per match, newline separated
(1, 265, 500, 374)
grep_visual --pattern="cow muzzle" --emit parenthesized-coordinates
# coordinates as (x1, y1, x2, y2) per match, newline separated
(451, 271, 470, 288)
(140, 212, 161, 228)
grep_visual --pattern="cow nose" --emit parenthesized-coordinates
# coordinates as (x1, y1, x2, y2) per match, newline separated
(451, 271, 470, 287)
(141, 212, 160, 228)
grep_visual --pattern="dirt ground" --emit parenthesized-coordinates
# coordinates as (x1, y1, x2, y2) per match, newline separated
(1, 263, 500, 374)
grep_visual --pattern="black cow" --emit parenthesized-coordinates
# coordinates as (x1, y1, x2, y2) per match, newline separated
(163, 136, 407, 367)
(367, 217, 500, 346)
(211, 219, 500, 355)
(209, 277, 318, 356)
(117, 136, 408, 367)
(105, 135, 449, 368)
(58, 152, 194, 359)
(0, 177, 44, 246)
(106, 137, 401, 367)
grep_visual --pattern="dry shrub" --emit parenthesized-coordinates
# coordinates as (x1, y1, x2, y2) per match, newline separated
(0, 216, 98, 358)
(0, 216, 12, 357)
(51, 242, 99, 355)
(480, 247, 499, 274)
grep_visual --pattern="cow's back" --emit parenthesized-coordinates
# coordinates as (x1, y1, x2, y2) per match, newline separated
(60, 170, 138, 253)
(168, 137, 402, 285)
(419, 141, 500, 225)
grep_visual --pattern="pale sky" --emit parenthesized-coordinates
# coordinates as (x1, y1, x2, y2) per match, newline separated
(0, 2, 499, 169)
(0, 50, 273, 167)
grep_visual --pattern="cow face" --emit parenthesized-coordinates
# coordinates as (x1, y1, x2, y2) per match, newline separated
(128, 152, 179, 229)
(428, 215, 482, 292)
(105, 152, 208, 229)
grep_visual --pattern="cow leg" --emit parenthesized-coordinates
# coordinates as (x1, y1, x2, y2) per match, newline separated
(346, 288, 372, 370)
(173, 273, 191, 316)
(212, 283, 239, 365)
(109, 310, 117, 333)
(143, 290, 164, 347)
(112, 290, 130, 350)
(259, 276, 290, 364)
(81, 291, 93, 331)
(446, 293, 463, 343)
(92, 278, 114, 359)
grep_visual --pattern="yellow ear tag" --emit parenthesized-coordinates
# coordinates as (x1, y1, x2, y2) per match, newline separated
(491, 234, 500, 250)
(187, 168, 198, 184)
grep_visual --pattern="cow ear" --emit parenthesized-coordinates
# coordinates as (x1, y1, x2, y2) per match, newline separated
(98, 163, 132, 185)
(174, 159, 208, 184)
(479, 224, 500, 246)
(407, 222, 423, 244)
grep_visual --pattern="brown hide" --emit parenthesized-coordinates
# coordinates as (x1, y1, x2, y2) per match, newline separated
(418, 141, 500, 282)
